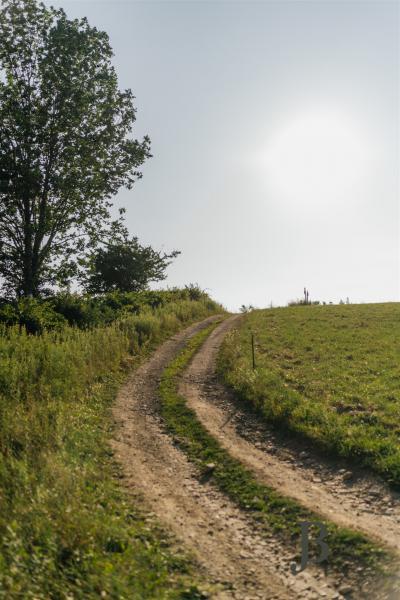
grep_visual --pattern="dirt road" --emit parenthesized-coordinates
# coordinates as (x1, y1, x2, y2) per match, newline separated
(181, 316, 400, 555)
(112, 316, 295, 599)
(112, 315, 400, 599)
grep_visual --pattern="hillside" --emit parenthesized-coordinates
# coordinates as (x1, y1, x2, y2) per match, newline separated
(2, 301, 400, 599)
(218, 303, 400, 486)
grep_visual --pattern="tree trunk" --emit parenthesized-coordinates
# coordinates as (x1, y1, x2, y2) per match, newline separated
(21, 197, 40, 297)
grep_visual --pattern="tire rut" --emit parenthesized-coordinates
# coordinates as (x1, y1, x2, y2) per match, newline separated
(179, 317, 400, 559)
(180, 315, 400, 599)
(111, 316, 297, 599)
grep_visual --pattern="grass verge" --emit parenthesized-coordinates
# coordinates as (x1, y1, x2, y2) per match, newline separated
(0, 297, 221, 598)
(159, 324, 398, 592)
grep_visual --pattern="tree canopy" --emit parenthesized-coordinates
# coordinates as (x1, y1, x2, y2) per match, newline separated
(83, 236, 180, 294)
(0, 0, 151, 298)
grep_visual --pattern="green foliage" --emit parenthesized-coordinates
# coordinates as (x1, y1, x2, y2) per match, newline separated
(84, 236, 180, 293)
(159, 325, 392, 578)
(239, 304, 254, 313)
(217, 303, 400, 487)
(0, 288, 223, 332)
(0, 0, 150, 297)
(0, 297, 67, 333)
(0, 294, 221, 597)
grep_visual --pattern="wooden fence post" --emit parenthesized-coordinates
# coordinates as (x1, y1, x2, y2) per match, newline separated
(251, 333, 256, 369)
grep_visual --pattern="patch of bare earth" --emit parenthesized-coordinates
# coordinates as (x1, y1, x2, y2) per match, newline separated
(180, 315, 400, 599)
(111, 316, 295, 599)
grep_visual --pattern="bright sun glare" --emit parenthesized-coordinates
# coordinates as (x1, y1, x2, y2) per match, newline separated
(262, 108, 371, 206)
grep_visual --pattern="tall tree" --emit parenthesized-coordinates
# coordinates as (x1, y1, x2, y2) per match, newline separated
(0, 0, 151, 297)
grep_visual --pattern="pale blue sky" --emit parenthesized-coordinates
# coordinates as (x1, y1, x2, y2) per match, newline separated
(47, 0, 399, 310)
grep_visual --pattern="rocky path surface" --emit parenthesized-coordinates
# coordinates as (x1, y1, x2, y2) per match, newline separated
(111, 316, 295, 599)
(112, 315, 400, 599)
(180, 316, 400, 599)
(180, 316, 400, 557)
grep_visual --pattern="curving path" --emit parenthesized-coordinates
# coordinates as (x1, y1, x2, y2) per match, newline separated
(111, 316, 294, 599)
(180, 316, 400, 599)
(112, 315, 400, 599)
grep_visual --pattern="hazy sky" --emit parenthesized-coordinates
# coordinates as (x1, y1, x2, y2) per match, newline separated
(46, 0, 399, 311)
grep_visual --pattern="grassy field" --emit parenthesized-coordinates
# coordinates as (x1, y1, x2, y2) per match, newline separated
(217, 303, 400, 487)
(0, 294, 222, 599)
(158, 323, 394, 584)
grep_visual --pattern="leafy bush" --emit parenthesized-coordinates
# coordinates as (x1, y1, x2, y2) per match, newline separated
(0, 298, 67, 334)
(0, 289, 223, 333)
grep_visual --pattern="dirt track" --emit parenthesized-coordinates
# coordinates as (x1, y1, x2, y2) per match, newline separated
(111, 316, 294, 599)
(181, 316, 400, 556)
(111, 315, 400, 599)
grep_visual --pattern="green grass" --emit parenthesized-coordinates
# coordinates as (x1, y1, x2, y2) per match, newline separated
(0, 295, 222, 598)
(159, 324, 395, 584)
(217, 303, 400, 487)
